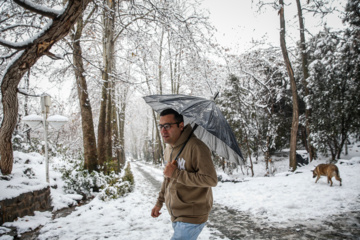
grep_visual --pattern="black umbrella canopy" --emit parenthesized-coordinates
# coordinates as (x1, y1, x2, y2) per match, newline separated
(143, 94, 245, 165)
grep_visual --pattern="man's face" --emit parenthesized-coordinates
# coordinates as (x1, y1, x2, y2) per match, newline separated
(159, 114, 184, 147)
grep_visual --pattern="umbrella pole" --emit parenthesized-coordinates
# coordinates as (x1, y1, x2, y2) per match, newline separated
(173, 92, 218, 165)
(172, 124, 198, 164)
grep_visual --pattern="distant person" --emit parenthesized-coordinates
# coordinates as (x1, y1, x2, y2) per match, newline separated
(151, 108, 218, 240)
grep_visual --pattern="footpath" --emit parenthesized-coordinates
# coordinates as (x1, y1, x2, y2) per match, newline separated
(135, 163, 360, 240)
(3, 162, 359, 239)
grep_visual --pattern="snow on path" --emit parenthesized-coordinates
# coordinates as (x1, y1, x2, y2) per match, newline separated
(36, 162, 224, 240)
(134, 162, 227, 240)
(37, 162, 171, 239)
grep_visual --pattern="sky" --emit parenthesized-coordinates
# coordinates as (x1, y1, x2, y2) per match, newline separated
(200, 0, 346, 54)
(201, 0, 279, 52)
(1, 142, 359, 239)
(26, 0, 347, 105)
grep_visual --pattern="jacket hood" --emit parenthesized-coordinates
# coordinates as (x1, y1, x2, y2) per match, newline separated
(173, 124, 193, 148)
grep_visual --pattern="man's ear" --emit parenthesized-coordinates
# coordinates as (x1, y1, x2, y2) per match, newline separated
(179, 121, 184, 131)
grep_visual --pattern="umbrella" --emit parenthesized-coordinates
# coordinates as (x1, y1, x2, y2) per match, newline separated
(143, 94, 245, 165)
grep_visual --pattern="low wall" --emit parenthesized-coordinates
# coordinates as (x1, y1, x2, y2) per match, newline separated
(0, 187, 51, 225)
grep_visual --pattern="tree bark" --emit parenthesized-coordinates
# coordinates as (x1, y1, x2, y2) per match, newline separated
(24, 70, 31, 143)
(105, 80, 113, 164)
(112, 94, 121, 172)
(98, 0, 116, 172)
(264, 135, 271, 171)
(152, 110, 163, 164)
(155, 28, 165, 164)
(279, 1, 299, 171)
(111, 85, 127, 172)
(144, 66, 163, 164)
(158, 28, 164, 95)
(72, 13, 98, 172)
(118, 97, 126, 168)
(97, 73, 108, 169)
(0, 0, 91, 175)
(245, 135, 254, 177)
(296, 0, 315, 162)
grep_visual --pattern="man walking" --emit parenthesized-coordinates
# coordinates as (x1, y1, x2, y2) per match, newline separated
(151, 109, 217, 240)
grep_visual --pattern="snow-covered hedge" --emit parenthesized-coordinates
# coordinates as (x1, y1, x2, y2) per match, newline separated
(59, 159, 134, 201)
(98, 163, 134, 201)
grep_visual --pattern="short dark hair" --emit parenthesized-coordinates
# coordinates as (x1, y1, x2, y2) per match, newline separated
(160, 109, 184, 123)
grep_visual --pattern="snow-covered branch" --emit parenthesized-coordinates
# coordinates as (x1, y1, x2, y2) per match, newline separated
(238, 85, 256, 98)
(0, 24, 42, 33)
(241, 69, 270, 92)
(0, 51, 20, 64)
(0, 38, 30, 50)
(43, 51, 64, 60)
(17, 88, 41, 97)
(114, 10, 154, 42)
(13, 0, 64, 19)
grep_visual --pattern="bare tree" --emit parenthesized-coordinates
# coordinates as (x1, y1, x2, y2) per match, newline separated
(97, 0, 116, 173)
(71, 9, 98, 172)
(296, 0, 315, 162)
(0, 0, 91, 175)
(279, 0, 299, 171)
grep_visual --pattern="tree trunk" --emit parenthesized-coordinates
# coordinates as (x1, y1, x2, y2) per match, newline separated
(245, 135, 254, 177)
(175, 44, 183, 94)
(328, 140, 336, 161)
(144, 66, 163, 164)
(97, 75, 108, 170)
(296, 0, 315, 162)
(113, 84, 127, 171)
(105, 81, 113, 165)
(264, 135, 271, 173)
(118, 99, 126, 167)
(155, 29, 165, 163)
(168, 33, 175, 94)
(72, 14, 98, 172)
(98, 0, 116, 173)
(112, 96, 121, 172)
(24, 70, 31, 143)
(0, 0, 91, 175)
(152, 110, 163, 164)
(279, 1, 299, 172)
(158, 28, 164, 95)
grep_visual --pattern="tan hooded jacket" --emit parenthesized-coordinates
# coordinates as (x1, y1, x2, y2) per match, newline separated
(155, 124, 218, 224)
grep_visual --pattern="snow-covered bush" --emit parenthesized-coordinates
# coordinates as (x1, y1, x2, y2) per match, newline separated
(61, 165, 107, 198)
(121, 163, 134, 185)
(98, 163, 134, 201)
(56, 157, 105, 197)
(58, 157, 134, 201)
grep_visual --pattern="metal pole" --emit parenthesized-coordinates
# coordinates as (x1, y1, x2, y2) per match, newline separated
(41, 94, 51, 183)
(43, 109, 49, 183)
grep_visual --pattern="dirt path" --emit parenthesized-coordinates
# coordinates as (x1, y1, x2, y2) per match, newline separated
(134, 163, 360, 240)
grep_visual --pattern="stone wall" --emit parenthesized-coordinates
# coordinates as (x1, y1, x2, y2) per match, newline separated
(0, 187, 51, 225)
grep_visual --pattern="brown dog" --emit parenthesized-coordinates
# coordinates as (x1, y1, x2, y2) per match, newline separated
(312, 164, 342, 186)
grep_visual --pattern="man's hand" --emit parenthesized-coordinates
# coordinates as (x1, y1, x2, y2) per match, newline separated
(164, 160, 177, 178)
(151, 206, 162, 218)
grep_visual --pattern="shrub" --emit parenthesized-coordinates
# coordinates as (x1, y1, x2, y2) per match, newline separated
(98, 163, 134, 201)
(57, 157, 134, 201)
(57, 157, 106, 197)
(62, 167, 108, 198)
(122, 163, 134, 185)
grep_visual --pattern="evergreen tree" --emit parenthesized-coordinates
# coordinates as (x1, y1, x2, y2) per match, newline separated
(307, 26, 360, 160)
(219, 48, 292, 174)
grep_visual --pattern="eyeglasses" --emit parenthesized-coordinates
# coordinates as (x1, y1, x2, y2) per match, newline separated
(158, 122, 180, 131)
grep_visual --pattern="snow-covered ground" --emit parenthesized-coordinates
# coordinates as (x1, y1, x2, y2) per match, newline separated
(0, 143, 360, 239)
